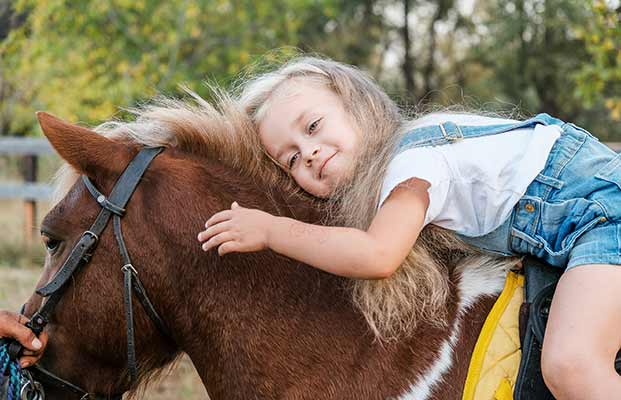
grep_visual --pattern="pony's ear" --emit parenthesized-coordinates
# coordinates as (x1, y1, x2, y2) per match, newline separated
(36, 112, 132, 177)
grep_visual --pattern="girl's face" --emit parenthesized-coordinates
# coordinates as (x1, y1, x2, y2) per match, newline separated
(258, 80, 360, 197)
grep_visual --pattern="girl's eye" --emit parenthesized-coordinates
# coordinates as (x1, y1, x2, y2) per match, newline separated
(308, 118, 322, 134)
(288, 152, 300, 169)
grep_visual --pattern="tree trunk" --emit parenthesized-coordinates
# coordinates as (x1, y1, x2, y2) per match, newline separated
(402, 0, 416, 100)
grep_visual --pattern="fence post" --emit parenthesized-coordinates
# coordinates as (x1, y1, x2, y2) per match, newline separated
(21, 155, 38, 245)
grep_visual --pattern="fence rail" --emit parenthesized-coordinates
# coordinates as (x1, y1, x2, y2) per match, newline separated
(0, 137, 54, 201)
(0, 137, 56, 243)
(0, 137, 53, 155)
(0, 183, 53, 201)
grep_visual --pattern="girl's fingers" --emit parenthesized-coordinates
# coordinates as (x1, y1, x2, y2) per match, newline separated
(197, 221, 232, 242)
(205, 210, 233, 228)
(218, 241, 239, 255)
(202, 231, 235, 252)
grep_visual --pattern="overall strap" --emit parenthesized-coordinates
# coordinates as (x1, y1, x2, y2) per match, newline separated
(397, 113, 564, 152)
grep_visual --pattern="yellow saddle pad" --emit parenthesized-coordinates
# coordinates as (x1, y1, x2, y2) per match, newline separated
(463, 271, 524, 400)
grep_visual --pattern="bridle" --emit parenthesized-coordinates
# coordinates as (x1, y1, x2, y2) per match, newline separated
(6, 147, 171, 399)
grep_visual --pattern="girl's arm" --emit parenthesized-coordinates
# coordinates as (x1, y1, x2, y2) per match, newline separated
(198, 178, 430, 279)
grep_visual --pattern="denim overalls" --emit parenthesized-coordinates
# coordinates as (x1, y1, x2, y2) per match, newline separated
(398, 113, 621, 270)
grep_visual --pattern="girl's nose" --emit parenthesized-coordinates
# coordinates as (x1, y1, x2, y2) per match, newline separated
(304, 147, 320, 167)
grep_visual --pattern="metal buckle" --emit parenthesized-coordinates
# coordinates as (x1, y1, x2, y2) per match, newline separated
(121, 264, 138, 276)
(83, 231, 99, 243)
(439, 122, 463, 142)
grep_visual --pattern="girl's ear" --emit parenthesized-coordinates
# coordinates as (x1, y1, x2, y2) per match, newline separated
(36, 112, 133, 178)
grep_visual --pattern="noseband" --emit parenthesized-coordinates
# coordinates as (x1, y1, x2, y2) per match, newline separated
(6, 147, 170, 399)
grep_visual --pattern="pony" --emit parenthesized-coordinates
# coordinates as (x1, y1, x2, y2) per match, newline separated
(21, 96, 517, 399)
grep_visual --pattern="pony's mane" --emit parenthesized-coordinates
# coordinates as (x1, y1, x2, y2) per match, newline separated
(51, 88, 297, 203)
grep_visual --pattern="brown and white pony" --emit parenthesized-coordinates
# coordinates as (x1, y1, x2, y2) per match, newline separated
(22, 104, 516, 399)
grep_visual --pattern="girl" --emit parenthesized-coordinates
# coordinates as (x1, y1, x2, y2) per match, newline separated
(196, 56, 621, 399)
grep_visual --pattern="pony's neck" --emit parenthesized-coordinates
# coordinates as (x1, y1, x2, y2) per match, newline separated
(155, 169, 378, 397)
(147, 161, 483, 400)
(180, 255, 375, 398)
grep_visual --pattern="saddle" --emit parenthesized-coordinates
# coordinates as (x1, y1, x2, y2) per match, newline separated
(513, 257, 560, 400)
(464, 257, 621, 400)
(514, 258, 621, 400)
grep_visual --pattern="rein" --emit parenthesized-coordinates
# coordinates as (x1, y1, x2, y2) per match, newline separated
(3, 147, 169, 399)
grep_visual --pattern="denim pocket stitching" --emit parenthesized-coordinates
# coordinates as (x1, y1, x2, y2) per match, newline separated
(594, 153, 621, 191)
(540, 216, 604, 257)
(511, 228, 543, 248)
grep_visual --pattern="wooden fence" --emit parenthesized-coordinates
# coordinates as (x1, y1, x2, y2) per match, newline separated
(1, 137, 620, 243)
(0, 137, 54, 244)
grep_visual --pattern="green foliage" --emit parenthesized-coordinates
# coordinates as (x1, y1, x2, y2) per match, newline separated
(573, 0, 621, 120)
(468, 0, 591, 118)
(0, 0, 353, 135)
(0, 0, 619, 140)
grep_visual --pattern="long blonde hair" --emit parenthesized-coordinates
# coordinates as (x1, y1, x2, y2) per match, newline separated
(236, 55, 502, 340)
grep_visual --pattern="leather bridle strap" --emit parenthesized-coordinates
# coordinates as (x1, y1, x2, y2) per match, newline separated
(36, 147, 164, 296)
(10, 146, 167, 399)
(28, 147, 164, 331)
(30, 364, 121, 400)
(113, 214, 172, 381)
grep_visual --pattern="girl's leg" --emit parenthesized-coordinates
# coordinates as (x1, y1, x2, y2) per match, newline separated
(541, 264, 621, 400)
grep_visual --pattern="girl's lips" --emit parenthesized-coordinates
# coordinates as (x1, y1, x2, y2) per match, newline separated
(319, 152, 336, 179)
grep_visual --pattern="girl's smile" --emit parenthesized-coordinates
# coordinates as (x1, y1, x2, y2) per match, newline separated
(319, 151, 337, 179)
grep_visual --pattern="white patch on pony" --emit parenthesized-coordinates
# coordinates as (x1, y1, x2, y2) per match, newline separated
(397, 256, 515, 400)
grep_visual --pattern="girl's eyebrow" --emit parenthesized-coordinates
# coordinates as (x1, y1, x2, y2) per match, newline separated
(264, 148, 287, 170)
(274, 143, 292, 167)
(291, 109, 310, 130)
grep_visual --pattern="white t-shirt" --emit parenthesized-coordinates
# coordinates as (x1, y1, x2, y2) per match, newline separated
(377, 113, 562, 237)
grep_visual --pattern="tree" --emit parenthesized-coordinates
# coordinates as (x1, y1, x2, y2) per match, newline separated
(574, 0, 621, 121)
(0, 0, 386, 136)
(468, 0, 591, 119)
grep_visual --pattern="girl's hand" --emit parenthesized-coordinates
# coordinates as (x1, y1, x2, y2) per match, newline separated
(198, 202, 273, 255)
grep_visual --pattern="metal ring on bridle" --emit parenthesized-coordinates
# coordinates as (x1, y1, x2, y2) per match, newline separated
(19, 370, 44, 400)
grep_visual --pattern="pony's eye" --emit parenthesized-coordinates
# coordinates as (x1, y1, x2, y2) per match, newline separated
(42, 234, 62, 254)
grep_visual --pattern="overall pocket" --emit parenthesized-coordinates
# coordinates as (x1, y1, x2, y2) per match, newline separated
(535, 198, 606, 257)
(594, 153, 621, 191)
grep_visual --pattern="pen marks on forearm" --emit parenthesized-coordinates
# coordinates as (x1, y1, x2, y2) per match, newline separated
(289, 221, 329, 245)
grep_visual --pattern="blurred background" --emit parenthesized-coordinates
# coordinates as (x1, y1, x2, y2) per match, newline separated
(0, 0, 619, 398)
